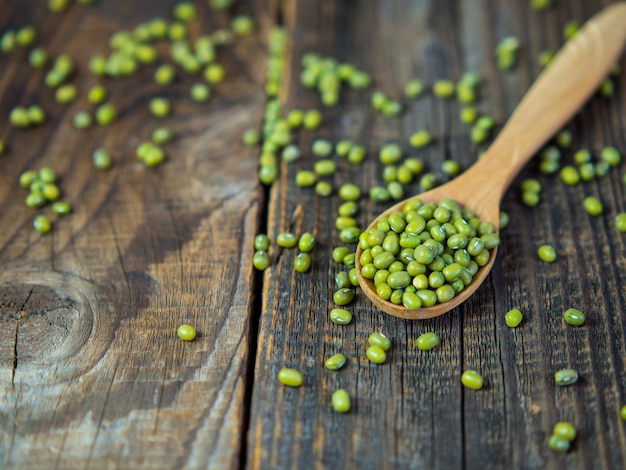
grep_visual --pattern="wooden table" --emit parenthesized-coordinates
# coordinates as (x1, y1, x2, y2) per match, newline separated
(1, 0, 625, 468)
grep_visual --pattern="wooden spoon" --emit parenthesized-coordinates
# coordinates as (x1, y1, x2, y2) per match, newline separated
(355, 1, 626, 320)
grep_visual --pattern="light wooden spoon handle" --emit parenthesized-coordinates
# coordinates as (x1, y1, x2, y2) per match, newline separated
(458, 1, 626, 203)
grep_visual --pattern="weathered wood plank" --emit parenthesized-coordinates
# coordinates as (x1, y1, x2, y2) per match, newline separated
(0, 1, 273, 468)
(247, 0, 626, 469)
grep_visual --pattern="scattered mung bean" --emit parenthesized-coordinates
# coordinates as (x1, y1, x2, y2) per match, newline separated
(324, 353, 347, 370)
(177, 324, 197, 341)
(330, 308, 352, 325)
(554, 368, 578, 386)
(416, 332, 439, 350)
(563, 308, 585, 326)
(461, 369, 484, 390)
(278, 368, 303, 387)
(504, 308, 523, 327)
(537, 244, 556, 263)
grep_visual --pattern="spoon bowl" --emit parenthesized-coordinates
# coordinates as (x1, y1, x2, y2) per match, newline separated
(356, 1, 626, 319)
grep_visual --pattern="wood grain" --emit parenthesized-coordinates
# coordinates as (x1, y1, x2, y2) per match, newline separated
(0, 1, 273, 468)
(247, 0, 626, 469)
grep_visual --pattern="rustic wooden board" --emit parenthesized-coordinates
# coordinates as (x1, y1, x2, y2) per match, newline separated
(0, 1, 273, 468)
(247, 0, 626, 469)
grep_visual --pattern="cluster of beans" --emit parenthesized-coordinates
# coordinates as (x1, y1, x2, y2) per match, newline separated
(3, 2, 256, 236)
(300, 53, 372, 107)
(359, 198, 500, 310)
(548, 422, 577, 452)
(252, 232, 316, 273)
(0, 25, 37, 52)
(253, 29, 329, 186)
(18, 167, 71, 234)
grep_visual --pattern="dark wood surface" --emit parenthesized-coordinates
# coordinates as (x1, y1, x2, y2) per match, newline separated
(1, 1, 626, 469)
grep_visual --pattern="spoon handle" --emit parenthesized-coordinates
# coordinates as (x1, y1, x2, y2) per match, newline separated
(465, 1, 626, 200)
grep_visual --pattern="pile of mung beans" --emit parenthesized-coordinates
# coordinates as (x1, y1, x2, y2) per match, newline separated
(358, 198, 500, 309)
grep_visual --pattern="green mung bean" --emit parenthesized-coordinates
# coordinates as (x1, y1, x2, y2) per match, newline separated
(0, 30, 15, 52)
(559, 165, 579, 185)
(330, 308, 352, 325)
(338, 183, 361, 201)
(314, 159, 336, 176)
(295, 171, 316, 187)
(297, 232, 315, 252)
(312, 139, 333, 157)
(29, 47, 47, 68)
(252, 250, 270, 270)
(10, 107, 30, 128)
(27, 105, 45, 125)
(538, 50, 553, 68)
(149, 98, 170, 118)
(333, 288, 355, 305)
(33, 215, 52, 233)
(554, 369, 578, 386)
(347, 145, 366, 165)
(404, 79, 425, 98)
(548, 435, 570, 453)
(504, 308, 523, 327)
(190, 83, 211, 102)
(537, 244, 556, 262)
(563, 308, 585, 326)
(531, 0, 551, 10)
(294, 253, 311, 272)
(416, 332, 440, 350)
(600, 146, 621, 167)
(52, 201, 71, 216)
(368, 332, 391, 351)
(331, 389, 351, 413)
(55, 84, 77, 104)
(276, 232, 297, 248)
(338, 201, 358, 218)
(325, 353, 347, 371)
(563, 20, 579, 40)
(315, 181, 332, 196)
(302, 110, 322, 130)
(583, 196, 603, 216)
(152, 127, 173, 144)
(460, 106, 477, 124)
(379, 143, 402, 164)
(177, 324, 197, 341)
(553, 422, 576, 442)
(39, 167, 56, 183)
(73, 111, 92, 129)
(143, 146, 165, 167)
(92, 149, 112, 170)
(461, 369, 484, 390)
(409, 130, 431, 148)
(432, 80, 455, 98)
(281, 145, 300, 162)
(366, 345, 386, 364)
(254, 234, 270, 251)
(278, 368, 303, 387)
(95, 103, 117, 126)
